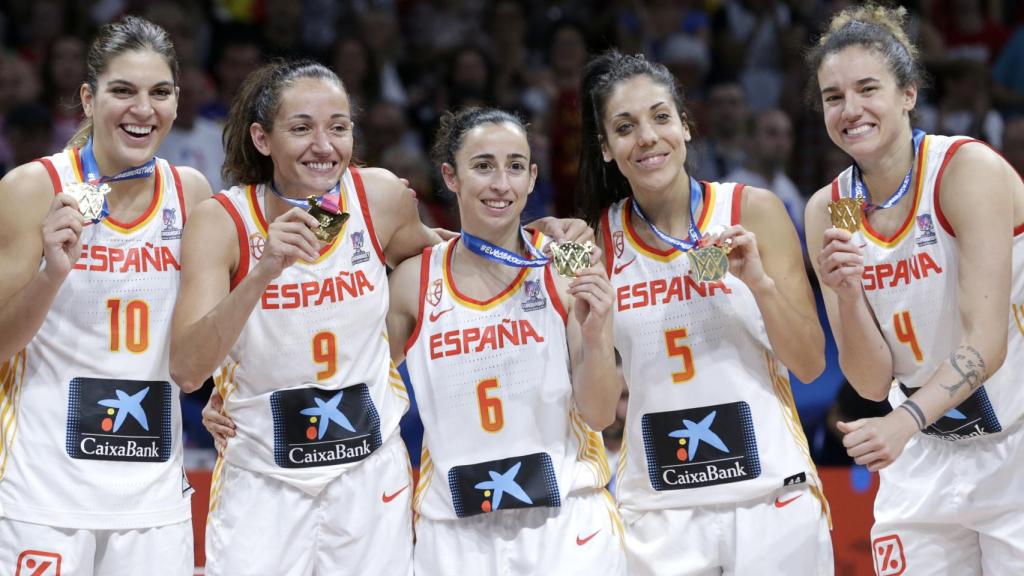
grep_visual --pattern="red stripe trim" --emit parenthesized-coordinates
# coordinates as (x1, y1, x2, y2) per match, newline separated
(444, 230, 538, 306)
(933, 139, 986, 238)
(730, 184, 745, 226)
(861, 140, 927, 244)
(248, 185, 268, 231)
(213, 193, 249, 290)
(599, 208, 614, 275)
(623, 198, 673, 257)
(170, 164, 187, 226)
(404, 247, 433, 353)
(105, 168, 162, 230)
(350, 166, 386, 263)
(830, 179, 840, 201)
(36, 158, 62, 194)
(695, 181, 712, 228)
(545, 265, 568, 325)
(1015, 222, 1024, 236)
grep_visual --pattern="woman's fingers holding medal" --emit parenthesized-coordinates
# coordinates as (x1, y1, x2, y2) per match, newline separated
(709, 225, 764, 286)
(569, 266, 614, 329)
(818, 229, 864, 298)
(40, 193, 86, 277)
(261, 208, 323, 274)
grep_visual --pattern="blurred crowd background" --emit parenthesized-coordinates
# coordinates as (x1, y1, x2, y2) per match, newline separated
(3, 0, 1023, 469)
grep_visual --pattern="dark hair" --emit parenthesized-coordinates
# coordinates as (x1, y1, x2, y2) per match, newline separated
(67, 16, 179, 149)
(576, 49, 691, 226)
(221, 59, 345, 185)
(430, 107, 528, 171)
(805, 3, 928, 109)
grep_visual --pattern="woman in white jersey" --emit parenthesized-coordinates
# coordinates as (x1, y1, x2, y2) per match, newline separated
(387, 106, 625, 575)
(0, 17, 211, 575)
(577, 50, 833, 575)
(805, 4, 1024, 573)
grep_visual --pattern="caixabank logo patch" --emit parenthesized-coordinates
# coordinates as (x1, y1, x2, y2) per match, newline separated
(270, 384, 382, 468)
(447, 452, 560, 518)
(899, 383, 1002, 440)
(65, 378, 172, 462)
(642, 401, 761, 490)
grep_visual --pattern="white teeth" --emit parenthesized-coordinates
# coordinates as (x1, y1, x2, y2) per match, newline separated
(483, 199, 512, 208)
(846, 125, 871, 136)
(122, 124, 153, 136)
(305, 162, 334, 171)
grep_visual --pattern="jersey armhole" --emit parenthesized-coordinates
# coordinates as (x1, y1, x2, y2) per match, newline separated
(36, 158, 62, 195)
(212, 193, 249, 290)
(599, 208, 614, 275)
(350, 166, 387, 264)
(545, 265, 568, 325)
(730, 183, 746, 226)
(169, 164, 187, 226)
(404, 246, 433, 353)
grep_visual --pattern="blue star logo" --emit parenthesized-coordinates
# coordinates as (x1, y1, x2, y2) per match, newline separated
(668, 411, 729, 459)
(300, 391, 355, 439)
(474, 461, 533, 511)
(943, 407, 967, 420)
(98, 387, 150, 432)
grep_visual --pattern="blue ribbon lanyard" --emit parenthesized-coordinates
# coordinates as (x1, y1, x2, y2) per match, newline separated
(79, 138, 158, 220)
(631, 177, 704, 252)
(268, 180, 342, 212)
(850, 129, 925, 211)
(460, 227, 550, 268)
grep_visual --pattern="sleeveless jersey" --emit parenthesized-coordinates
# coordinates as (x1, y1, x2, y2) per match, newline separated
(601, 182, 825, 513)
(403, 234, 610, 521)
(0, 148, 192, 529)
(832, 134, 1024, 439)
(211, 166, 407, 496)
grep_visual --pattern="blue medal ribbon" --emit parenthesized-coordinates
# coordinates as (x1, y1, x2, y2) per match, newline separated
(268, 180, 342, 213)
(850, 129, 925, 211)
(460, 227, 549, 268)
(79, 138, 158, 221)
(631, 177, 704, 252)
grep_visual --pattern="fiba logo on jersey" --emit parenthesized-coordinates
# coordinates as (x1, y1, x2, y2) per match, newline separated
(351, 231, 371, 264)
(641, 401, 761, 491)
(161, 207, 182, 240)
(270, 385, 382, 468)
(65, 378, 172, 462)
(915, 214, 937, 247)
(521, 279, 546, 311)
(447, 452, 560, 518)
(249, 232, 266, 260)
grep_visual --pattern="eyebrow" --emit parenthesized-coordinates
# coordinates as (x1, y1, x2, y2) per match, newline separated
(107, 79, 175, 89)
(820, 77, 880, 94)
(611, 101, 668, 119)
(285, 113, 351, 121)
(468, 153, 529, 161)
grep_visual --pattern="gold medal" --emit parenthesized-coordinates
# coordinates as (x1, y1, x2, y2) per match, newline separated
(65, 181, 110, 221)
(827, 197, 862, 233)
(687, 243, 731, 282)
(549, 240, 595, 278)
(307, 196, 349, 243)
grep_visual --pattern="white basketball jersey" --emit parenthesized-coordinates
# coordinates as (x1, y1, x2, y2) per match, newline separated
(601, 182, 825, 513)
(0, 148, 192, 529)
(403, 234, 609, 521)
(211, 166, 407, 496)
(832, 134, 1024, 438)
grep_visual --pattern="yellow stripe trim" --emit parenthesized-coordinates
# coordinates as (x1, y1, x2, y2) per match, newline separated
(413, 445, 433, 513)
(622, 182, 718, 262)
(601, 488, 626, 545)
(0, 351, 27, 481)
(442, 234, 543, 311)
(571, 408, 612, 487)
(246, 183, 349, 265)
(862, 136, 930, 249)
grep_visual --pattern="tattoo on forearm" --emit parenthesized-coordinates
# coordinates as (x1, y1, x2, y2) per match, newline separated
(899, 399, 927, 430)
(940, 345, 986, 397)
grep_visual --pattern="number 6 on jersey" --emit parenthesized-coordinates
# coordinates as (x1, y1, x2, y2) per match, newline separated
(476, 378, 504, 432)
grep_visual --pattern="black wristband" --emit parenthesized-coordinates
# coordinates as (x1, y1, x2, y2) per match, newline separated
(900, 400, 927, 430)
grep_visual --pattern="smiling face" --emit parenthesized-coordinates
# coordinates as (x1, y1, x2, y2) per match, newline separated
(817, 45, 917, 164)
(442, 121, 536, 234)
(81, 49, 177, 172)
(250, 77, 353, 196)
(600, 74, 691, 197)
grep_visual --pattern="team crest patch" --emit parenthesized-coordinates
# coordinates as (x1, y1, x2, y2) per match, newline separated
(521, 279, 546, 311)
(270, 384, 382, 468)
(612, 230, 624, 258)
(350, 230, 371, 265)
(873, 534, 907, 575)
(899, 383, 1001, 440)
(641, 401, 761, 490)
(161, 207, 182, 240)
(249, 232, 266, 260)
(915, 214, 937, 247)
(426, 278, 443, 307)
(66, 378, 172, 462)
(448, 452, 560, 518)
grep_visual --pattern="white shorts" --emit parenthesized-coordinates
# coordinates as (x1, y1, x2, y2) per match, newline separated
(871, 418, 1024, 576)
(414, 488, 626, 576)
(620, 485, 833, 576)
(0, 517, 192, 576)
(205, 432, 413, 576)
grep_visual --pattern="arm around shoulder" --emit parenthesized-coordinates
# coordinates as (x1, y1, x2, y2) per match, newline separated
(174, 166, 214, 213)
(385, 254, 424, 365)
(359, 167, 440, 267)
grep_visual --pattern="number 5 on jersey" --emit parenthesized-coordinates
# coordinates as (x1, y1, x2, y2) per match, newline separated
(664, 328, 695, 383)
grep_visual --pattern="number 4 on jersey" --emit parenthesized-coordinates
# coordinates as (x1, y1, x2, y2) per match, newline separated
(893, 310, 923, 364)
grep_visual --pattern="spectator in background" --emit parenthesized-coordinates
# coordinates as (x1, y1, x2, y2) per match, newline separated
(661, 33, 711, 104)
(357, 8, 409, 106)
(1003, 116, 1024, 175)
(712, 0, 793, 111)
(200, 28, 263, 122)
(159, 65, 226, 193)
(726, 108, 805, 234)
(331, 36, 380, 114)
(41, 35, 86, 150)
(2, 102, 52, 177)
(918, 58, 1004, 148)
(545, 21, 588, 218)
(0, 52, 42, 171)
(993, 24, 1024, 115)
(360, 100, 420, 167)
(692, 81, 749, 181)
(379, 144, 457, 230)
(933, 0, 1009, 63)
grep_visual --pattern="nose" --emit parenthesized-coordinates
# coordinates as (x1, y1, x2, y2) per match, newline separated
(312, 128, 332, 153)
(841, 93, 863, 122)
(131, 93, 153, 117)
(491, 168, 513, 192)
(637, 120, 658, 147)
